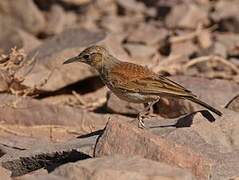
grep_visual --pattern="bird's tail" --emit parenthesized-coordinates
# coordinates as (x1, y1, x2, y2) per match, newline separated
(185, 96, 222, 116)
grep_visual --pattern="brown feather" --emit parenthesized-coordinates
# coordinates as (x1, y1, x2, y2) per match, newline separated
(110, 62, 195, 97)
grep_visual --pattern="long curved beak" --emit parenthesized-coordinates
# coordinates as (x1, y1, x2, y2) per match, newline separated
(63, 56, 82, 64)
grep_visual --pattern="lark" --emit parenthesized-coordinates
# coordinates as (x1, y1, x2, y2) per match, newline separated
(63, 45, 222, 128)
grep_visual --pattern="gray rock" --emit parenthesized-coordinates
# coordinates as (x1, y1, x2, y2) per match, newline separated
(15, 28, 106, 92)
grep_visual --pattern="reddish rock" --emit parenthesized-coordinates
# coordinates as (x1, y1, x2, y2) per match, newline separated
(94, 119, 213, 179)
(94, 111, 239, 179)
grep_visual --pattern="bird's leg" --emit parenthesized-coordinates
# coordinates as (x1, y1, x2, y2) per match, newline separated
(137, 99, 159, 128)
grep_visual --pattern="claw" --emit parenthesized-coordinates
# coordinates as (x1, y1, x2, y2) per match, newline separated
(137, 116, 146, 128)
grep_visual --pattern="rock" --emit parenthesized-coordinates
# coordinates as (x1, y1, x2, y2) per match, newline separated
(124, 43, 156, 59)
(94, 119, 213, 179)
(17, 30, 42, 53)
(81, 87, 108, 105)
(97, 33, 129, 61)
(116, 0, 147, 14)
(100, 16, 126, 33)
(162, 110, 239, 179)
(41, 86, 108, 110)
(166, 3, 209, 29)
(14, 169, 55, 180)
(0, 0, 45, 35)
(15, 28, 106, 92)
(211, 42, 227, 58)
(16, 174, 66, 180)
(154, 97, 193, 118)
(0, 166, 12, 180)
(211, 0, 239, 33)
(106, 93, 144, 115)
(94, 115, 239, 179)
(61, 0, 90, 5)
(51, 155, 195, 180)
(0, 70, 11, 92)
(214, 33, 239, 57)
(127, 23, 168, 45)
(0, 136, 95, 177)
(0, 94, 131, 131)
(0, 21, 22, 54)
(170, 76, 239, 109)
(225, 94, 239, 113)
(170, 40, 198, 57)
(0, 21, 41, 54)
(43, 4, 77, 36)
(44, 5, 66, 35)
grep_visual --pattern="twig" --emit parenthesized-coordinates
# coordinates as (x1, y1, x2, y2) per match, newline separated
(72, 90, 86, 105)
(169, 24, 217, 43)
(183, 55, 239, 74)
(153, 54, 185, 73)
(0, 124, 29, 137)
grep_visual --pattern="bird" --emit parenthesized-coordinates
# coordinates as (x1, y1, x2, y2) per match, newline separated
(63, 45, 222, 128)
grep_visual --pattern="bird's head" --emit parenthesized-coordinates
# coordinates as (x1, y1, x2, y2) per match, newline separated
(63, 45, 110, 69)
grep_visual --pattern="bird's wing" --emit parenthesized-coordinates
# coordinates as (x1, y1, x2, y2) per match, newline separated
(109, 62, 196, 97)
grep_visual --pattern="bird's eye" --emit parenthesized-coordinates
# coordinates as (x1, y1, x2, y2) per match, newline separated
(83, 54, 90, 59)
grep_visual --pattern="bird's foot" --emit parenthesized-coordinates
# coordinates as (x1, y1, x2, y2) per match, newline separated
(137, 112, 158, 128)
(138, 116, 146, 129)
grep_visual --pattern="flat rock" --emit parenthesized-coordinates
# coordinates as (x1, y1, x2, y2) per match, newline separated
(0, 136, 96, 177)
(17, 174, 66, 180)
(94, 119, 213, 179)
(15, 28, 106, 92)
(0, 94, 131, 131)
(15, 169, 55, 180)
(49, 155, 195, 180)
(94, 116, 239, 179)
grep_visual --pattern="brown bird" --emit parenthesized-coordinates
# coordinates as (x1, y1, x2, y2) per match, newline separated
(63, 45, 222, 127)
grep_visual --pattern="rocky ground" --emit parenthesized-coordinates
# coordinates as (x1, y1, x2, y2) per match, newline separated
(0, 0, 239, 179)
